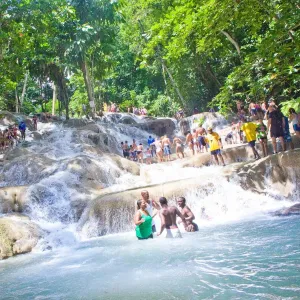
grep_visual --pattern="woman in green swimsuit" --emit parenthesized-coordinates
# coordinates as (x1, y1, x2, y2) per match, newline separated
(135, 200, 153, 240)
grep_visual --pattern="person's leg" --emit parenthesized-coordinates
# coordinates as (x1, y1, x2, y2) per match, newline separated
(271, 137, 277, 153)
(218, 153, 225, 166)
(262, 140, 268, 157)
(213, 154, 219, 165)
(290, 141, 295, 150)
(250, 144, 260, 159)
(279, 136, 285, 152)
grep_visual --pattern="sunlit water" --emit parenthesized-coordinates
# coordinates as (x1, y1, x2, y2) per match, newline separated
(1, 217, 299, 299)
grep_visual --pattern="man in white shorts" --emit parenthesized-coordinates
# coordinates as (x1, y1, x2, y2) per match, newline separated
(157, 197, 187, 238)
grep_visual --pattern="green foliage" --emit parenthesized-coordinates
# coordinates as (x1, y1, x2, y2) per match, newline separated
(0, 0, 299, 118)
(280, 98, 300, 116)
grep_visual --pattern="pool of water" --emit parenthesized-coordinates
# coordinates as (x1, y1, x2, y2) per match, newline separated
(1, 217, 299, 300)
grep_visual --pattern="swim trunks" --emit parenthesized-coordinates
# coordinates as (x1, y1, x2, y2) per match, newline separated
(161, 228, 182, 238)
(198, 136, 206, 146)
(210, 149, 221, 155)
(164, 145, 171, 155)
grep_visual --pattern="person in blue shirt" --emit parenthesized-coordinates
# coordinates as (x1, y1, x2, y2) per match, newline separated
(147, 136, 156, 157)
(283, 116, 294, 150)
(18, 121, 26, 140)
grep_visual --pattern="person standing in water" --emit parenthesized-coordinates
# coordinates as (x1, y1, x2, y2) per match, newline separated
(185, 131, 194, 155)
(256, 119, 268, 157)
(177, 197, 198, 232)
(157, 197, 187, 238)
(140, 190, 160, 232)
(241, 118, 261, 160)
(162, 135, 172, 161)
(205, 127, 225, 166)
(135, 200, 153, 240)
(173, 136, 184, 159)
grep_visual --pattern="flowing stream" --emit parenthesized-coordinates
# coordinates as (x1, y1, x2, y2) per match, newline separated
(0, 115, 299, 299)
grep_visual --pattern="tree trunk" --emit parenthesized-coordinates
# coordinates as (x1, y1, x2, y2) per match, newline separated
(206, 64, 222, 88)
(80, 59, 95, 114)
(15, 88, 19, 113)
(160, 58, 185, 108)
(20, 71, 29, 111)
(52, 83, 57, 116)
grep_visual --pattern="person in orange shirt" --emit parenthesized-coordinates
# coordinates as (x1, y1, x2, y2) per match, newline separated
(205, 127, 225, 166)
(241, 119, 261, 160)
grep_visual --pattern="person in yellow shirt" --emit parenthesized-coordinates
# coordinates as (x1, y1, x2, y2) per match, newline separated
(205, 127, 225, 166)
(240, 119, 261, 160)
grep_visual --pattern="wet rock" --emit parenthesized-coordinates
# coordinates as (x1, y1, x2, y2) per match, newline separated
(0, 186, 28, 213)
(0, 214, 43, 260)
(273, 203, 300, 216)
(135, 118, 176, 137)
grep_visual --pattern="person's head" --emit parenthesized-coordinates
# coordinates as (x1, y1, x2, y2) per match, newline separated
(141, 190, 149, 201)
(139, 143, 142, 145)
(269, 104, 276, 112)
(186, 131, 190, 136)
(125, 141, 128, 144)
(121, 142, 124, 145)
(177, 196, 186, 208)
(207, 126, 213, 133)
(149, 136, 152, 139)
(136, 199, 147, 210)
(159, 197, 168, 206)
(289, 108, 296, 114)
(201, 207, 206, 213)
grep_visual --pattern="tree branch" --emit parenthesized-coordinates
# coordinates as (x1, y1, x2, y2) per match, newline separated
(221, 30, 242, 60)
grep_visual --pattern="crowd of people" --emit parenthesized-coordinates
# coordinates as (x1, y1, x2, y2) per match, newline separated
(134, 190, 201, 240)
(120, 102, 299, 166)
(0, 121, 27, 153)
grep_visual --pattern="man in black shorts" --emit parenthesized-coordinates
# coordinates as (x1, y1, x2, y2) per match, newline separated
(267, 105, 285, 154)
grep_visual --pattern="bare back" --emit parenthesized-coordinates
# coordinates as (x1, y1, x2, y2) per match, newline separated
(160, 206, 182, 229)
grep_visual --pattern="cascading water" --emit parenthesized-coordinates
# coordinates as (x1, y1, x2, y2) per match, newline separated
(0, 113, 299, 299)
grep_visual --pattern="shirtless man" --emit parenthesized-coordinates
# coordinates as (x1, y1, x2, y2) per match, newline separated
(173, 137, 184, 159)
(185, 131, 194, 155)
(177, 197, 198, 232)
(136, 143, 144, 163)
(192, 129, 199, 152)
(132, 139, 137, 151)
(140, 190, 160, 232)
(162, 135, 172, 161)
(157, 197, 187, 238)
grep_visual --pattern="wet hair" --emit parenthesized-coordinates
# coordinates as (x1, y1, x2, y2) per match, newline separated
(149, 136, 152, 138)
(125, 141, 128, 143)
(136, 199, 142, 210)
(121, 142, 124, 144)
(177, 196, 186, 204)
(289, 108, 296, 114)
(159, 197, 168, 205)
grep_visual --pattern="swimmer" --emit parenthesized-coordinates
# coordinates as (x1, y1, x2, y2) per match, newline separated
(177, 197, 198, 232)
(157, 197, 187, 238)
